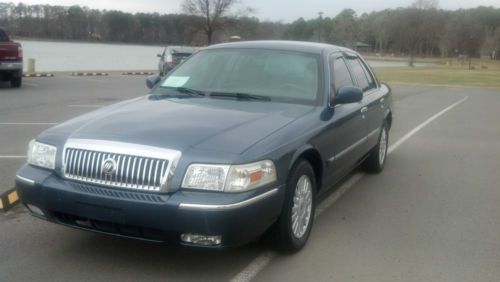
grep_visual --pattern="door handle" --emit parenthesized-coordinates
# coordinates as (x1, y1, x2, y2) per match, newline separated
(360, 107, 368, 114)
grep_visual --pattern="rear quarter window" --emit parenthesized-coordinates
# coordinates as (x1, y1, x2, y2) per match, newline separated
(346, 56, 376, 91)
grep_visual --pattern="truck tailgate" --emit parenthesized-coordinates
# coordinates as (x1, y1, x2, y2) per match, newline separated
(0, 43, 19, 61)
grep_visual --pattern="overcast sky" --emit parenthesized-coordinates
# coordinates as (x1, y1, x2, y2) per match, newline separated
(13, 0, 500, 22)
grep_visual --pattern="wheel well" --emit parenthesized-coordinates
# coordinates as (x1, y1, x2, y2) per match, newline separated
(296, 149, 323, 191)
(386, 111, 393, 130)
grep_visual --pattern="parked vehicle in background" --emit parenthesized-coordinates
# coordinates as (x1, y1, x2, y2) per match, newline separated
(157, 46, 197, 76)
(17, 41, 393, 253)
(0, 28, 23, 88)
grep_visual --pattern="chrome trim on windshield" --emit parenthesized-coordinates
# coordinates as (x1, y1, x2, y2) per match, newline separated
(178, 188, 279, 211)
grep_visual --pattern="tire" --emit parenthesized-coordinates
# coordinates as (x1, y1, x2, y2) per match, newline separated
(10, 76, 22, 88)
(273, 160, 316, 253)
(362, 122, 389, 174)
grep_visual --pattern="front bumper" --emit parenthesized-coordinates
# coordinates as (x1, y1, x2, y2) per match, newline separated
(16, 165, 285, 248)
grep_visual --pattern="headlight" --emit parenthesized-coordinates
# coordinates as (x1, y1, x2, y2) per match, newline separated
(27, 140, 57, 170)
(182, 160, 276, 192)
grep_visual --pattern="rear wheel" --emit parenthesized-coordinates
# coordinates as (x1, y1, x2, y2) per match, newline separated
(363, 122, 389, 173)
(273, 160, 316, 253)
(10, 76, 22, 88)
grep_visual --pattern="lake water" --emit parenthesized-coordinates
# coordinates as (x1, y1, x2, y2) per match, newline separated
(18, 40, 431, 72)
(20, 40, 164, 72)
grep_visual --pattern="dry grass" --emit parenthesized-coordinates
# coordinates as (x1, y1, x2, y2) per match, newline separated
(373, 59, 500, 88)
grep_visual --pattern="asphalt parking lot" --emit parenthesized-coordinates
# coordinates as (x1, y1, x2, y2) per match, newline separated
(1, 75, 499, 281)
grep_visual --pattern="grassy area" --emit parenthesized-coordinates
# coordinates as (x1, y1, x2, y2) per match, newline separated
(373, 59, 500, 88)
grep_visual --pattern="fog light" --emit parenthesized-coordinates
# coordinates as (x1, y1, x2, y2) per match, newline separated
(26, 204, 45, 217)
(180, 233, 222, 246)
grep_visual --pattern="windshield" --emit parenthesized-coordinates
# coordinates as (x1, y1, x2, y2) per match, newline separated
(159, 49, 321, 104)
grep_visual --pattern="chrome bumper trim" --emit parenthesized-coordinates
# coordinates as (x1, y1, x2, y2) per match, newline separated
(16, 175, 35, 186)
(0, 62, 22, 70)
(179, 188, 279, 211)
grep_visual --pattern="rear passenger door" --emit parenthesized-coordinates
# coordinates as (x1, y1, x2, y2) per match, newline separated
(344, 53, 386, 149)
(324, 54, 368, 182)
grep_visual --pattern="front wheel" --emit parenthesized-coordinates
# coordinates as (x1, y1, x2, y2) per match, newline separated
(363, 123, 389, 173)
(273, 160, 316, 253)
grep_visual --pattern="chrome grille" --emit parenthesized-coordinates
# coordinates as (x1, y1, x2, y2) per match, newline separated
(62, 139, 182, 193)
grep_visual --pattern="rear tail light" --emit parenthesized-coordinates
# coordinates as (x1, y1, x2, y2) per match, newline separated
(17, 46, 23, 60)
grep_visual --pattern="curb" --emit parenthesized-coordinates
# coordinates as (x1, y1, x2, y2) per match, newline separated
(0, 188, 19, 212)
(72, 72, 109, 76)
(122, 71, 156, 75)
(23, 73, 55, 78)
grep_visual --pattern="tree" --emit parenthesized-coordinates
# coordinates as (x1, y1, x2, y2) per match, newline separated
(284, 18, 315, 41)
(182, 0, 238, 45)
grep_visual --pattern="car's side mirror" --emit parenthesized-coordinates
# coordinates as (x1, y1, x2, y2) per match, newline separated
(333, 86, 363, 105)
(146, 75, 161, 89)
(157, 54, 162, 58)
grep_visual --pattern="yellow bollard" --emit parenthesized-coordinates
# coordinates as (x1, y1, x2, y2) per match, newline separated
(27, 58, 36, 73)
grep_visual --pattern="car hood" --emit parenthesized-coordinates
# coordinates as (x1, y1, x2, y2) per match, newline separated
(42, 96, 313, 155)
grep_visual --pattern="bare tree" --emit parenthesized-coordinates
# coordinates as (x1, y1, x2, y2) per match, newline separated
(411, 0, 439, 10)
(182, 0, 238, 45)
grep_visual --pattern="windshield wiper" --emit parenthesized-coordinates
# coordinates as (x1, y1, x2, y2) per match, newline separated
(159, 86, 206, 97)
(174, 87, 206, 97)
(210, 92, 271, 101)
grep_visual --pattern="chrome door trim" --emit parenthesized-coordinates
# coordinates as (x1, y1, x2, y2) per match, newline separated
(327, 128, 380, 163)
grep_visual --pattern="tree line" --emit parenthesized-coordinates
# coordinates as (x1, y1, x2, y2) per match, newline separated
(0, 1, 499, 58)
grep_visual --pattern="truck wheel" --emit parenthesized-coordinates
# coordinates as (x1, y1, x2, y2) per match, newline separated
(363, 122, 389, 174)
(11, 76, 22, 88)
(273, 160, 316, 253)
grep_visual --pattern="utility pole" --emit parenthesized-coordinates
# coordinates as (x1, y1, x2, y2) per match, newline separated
(318, 12, 324, 42)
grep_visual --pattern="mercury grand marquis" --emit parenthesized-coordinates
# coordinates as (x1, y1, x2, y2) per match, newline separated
(16, 41, 393, 253)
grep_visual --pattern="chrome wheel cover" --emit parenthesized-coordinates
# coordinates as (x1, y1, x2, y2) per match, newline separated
(291, 175, 313, 239)
(379, 128, 387, 165)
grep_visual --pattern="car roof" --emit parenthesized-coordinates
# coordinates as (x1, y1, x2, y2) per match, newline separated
(206, 40, 351, 54)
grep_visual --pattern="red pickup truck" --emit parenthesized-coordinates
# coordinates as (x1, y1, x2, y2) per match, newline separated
(0, 28, 23, 88)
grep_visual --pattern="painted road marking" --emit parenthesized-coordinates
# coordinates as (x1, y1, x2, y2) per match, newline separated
(23, 82, 40, 87)
(230, 96, 469, 282)
(66, 76, 108, 83)
(0, 156, 25, 159)
(388, 96, 468, 154)
(0, 122, 58, 125)
(68, 105, 104, 108)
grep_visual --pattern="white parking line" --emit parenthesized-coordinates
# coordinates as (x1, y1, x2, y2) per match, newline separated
(23, 82, 40, 87)
(68, 105, 104, 108)
(230, 96, 469, 282)
(0, 122, 58, 125)
(387, 96, 468, 154)
(0, 155, 25, 159)
(65, 76, 108, 83)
